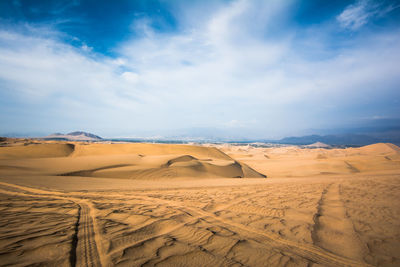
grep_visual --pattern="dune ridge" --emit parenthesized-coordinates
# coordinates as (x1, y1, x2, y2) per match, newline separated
(0, 143, 75, 159)
(0, 142, 265, 179)
(220, 142, 400, 177)
(0, 140, 399, 266)
(70, 143, 231, 159)
(355, 142, 400, 155)
(59, 154, 266, 179)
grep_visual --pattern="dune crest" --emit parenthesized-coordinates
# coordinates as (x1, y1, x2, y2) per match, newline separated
(70, 143, 231, 160)
(57, 154, 265, 179)
(0, 141, 265, 179)
(220, 143, 400, 177)
(0, 140, 399, 266)
(0, 143, 75, 159)
(355, 143, 400, 155)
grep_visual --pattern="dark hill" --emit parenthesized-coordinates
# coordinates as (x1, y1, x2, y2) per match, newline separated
(67, 131, 102, 139)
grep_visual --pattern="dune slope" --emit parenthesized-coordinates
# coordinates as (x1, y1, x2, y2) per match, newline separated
(220, 143, 400, 177)
(0, 143, 75, 159)
(0, 141, 399, 266)
(0, 142, 266, 179)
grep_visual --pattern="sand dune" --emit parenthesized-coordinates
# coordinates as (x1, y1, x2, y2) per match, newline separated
(0, 143, 75, 159)
(71, 143, 231, 159)
(219, 143, 400, 177)
(0, 142, 265, 179)
(0, 140, 399, 266)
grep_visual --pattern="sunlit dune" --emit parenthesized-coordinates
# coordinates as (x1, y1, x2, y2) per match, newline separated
(0, 142, 265, 179)
(219, 143, 400, 178)
(0, 140, 399, 266)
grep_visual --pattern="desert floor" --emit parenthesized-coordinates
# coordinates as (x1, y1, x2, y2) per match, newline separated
(0, 140, 399, 267)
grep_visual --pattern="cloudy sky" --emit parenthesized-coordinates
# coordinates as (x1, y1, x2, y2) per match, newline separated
(0, 0, 399, 139)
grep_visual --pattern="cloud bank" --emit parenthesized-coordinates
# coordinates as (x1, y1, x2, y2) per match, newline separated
(0, 0, 399, 138)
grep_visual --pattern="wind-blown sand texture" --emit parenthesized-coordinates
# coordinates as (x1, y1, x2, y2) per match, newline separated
(0, 140, 399, 266)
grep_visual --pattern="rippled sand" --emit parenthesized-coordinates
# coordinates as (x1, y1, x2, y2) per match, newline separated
(0, 140, 399, 266)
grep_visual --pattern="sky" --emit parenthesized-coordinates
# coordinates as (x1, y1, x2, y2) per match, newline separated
(0, 0, 399, 139)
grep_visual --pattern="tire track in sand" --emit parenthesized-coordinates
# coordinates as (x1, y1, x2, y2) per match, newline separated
(81, 188, 372, 267)
(76, 202, 102, 267)
(0, 182, 106, 267)
(312, 183, 367, 262)
(132, 193, 373, 267)
(0, 181, 372, 267)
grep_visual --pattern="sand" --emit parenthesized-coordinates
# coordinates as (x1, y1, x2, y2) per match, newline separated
(0, 140, 399, 266)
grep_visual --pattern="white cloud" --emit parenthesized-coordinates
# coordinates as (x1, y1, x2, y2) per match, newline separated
(121, 71, 139, 84)
(337, 0, 400, 30)
(337, 0, 372, 30)
(0, 0, 399, 137)
(0, 29, 144, 111)
(81, 43, 93, 52)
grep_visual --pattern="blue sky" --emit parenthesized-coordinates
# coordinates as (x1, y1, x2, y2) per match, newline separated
(0, 0, 399, 139)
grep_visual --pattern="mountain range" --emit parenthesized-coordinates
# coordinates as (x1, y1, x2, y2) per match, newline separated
(44, 131, 102, 141)
(275, 134, 381, 146)
(2, 129, 399, 146)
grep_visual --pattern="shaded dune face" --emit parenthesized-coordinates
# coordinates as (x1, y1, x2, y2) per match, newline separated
(70, 143, 231, 160)
(0, 143, 266, 179)
(59, 154, 266, 179)
(163, 155, 198, 167)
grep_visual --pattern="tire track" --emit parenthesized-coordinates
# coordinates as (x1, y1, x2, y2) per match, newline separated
(76, 203, 102, 267)
(212, 190, 268, 212)
(80, 187, 373, 266)
(0, 182, 107, 267)
(0, 181, 372, 267)
(312, 183, 367, 262)
(136, 194, 373, 267)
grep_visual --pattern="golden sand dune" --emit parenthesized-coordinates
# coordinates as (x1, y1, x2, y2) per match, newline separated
(59, 154, 263, 179)
(355, 142, 400, 155)
(0, 140, 399, 266)
(0, 143, 75, 159)
(0, 142, 265, 179)
(71, 143, 231, 159)
(220, 143, 400, 177)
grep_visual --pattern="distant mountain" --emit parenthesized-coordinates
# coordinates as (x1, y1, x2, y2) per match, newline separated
(278, 134, 380, 146)
(44, 131, 102, 141)
(67, 131, 102, 139)
(304, 142, 331, 148)
(300, 118, 400, 146)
